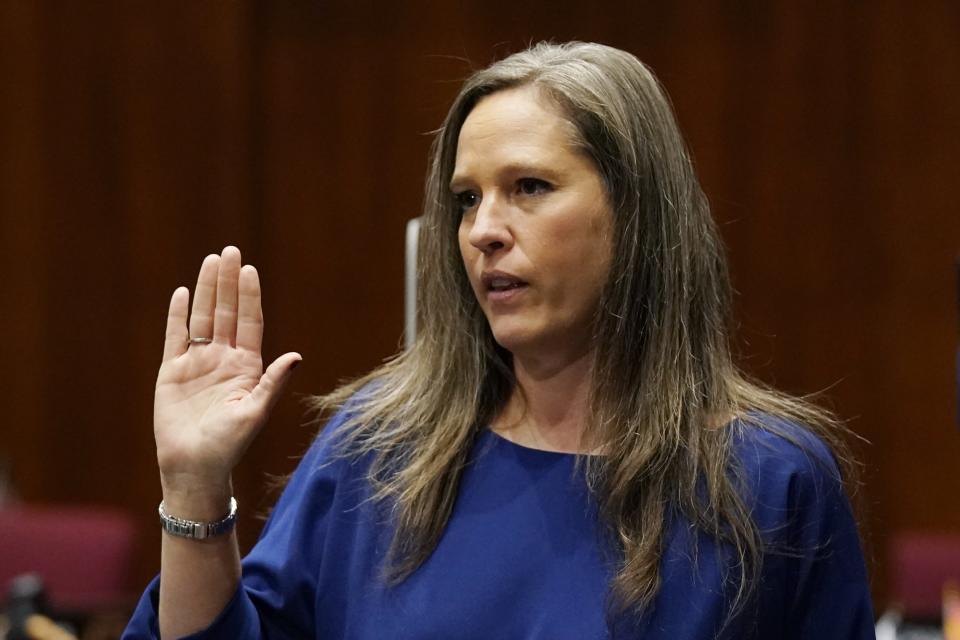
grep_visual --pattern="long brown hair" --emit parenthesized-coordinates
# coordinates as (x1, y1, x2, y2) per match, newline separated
(308, 41, 858, 622)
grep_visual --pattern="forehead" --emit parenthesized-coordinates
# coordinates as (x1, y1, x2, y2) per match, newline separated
(451, 87, 583, 182)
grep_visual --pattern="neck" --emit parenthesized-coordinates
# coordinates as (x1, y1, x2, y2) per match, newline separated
(494, 347, 595, 453)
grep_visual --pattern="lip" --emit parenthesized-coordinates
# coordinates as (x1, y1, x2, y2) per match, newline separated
(480, 269, 528, 304)
(487, 284, 528, 304)
(480, 269, 526, 288)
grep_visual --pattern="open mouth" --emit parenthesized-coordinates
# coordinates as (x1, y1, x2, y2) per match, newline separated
(487, 277, 527, 292)
(479, 271, 528, 301)
(480, 270, 529, 294)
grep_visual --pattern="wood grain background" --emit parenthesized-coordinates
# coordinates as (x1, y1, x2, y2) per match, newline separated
(1, 0, 957, 610)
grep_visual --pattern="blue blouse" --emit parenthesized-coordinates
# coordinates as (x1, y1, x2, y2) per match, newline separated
(123, 410, 875, 639)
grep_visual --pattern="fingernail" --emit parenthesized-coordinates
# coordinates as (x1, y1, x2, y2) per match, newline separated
(291, 359, 301, 370)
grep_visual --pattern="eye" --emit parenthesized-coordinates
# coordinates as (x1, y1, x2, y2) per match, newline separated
(454, 190, 479, 213)
(517, 178, 551, 196)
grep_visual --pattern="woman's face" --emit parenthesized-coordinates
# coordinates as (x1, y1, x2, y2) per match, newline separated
(453, 86, 613, 363)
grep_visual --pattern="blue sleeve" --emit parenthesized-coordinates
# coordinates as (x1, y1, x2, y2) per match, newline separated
(783, 445, 875, 638)
(741, 422, 875, 640)
(122, 408, 355, 640)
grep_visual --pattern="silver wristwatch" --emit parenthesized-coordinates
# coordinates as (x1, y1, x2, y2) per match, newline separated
(158, 497, 238, 540)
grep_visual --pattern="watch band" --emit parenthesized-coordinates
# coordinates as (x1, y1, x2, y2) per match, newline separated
(158, 497, 238, 540)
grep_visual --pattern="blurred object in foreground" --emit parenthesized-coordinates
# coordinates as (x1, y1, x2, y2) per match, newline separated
(6, 574, 49, 640)
(891, 532, 960, 620)
(3, 574, 77, 640)
(25, 615, 79, 640)
(945, 581, 960, 640)
(876, 532, 960, 638)
(0, 504, 136, 630)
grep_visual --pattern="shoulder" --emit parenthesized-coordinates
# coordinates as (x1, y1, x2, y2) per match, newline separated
(305, 382, 383, 464)
(269, 384, 383, 511)
(729, 413, 839, 483)
(255, 387, 380, 540)
(727, 414, 848, 533)
(726, 419, 874, 632)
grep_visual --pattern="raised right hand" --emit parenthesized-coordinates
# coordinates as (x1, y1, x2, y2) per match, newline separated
(154, 246, 301, 510)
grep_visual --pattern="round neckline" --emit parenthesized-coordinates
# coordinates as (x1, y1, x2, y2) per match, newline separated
(482, 414, 744, 459)
(483, 427, 590, 458)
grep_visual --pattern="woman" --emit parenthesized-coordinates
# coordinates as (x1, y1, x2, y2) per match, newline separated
(124, 42, 874, 638)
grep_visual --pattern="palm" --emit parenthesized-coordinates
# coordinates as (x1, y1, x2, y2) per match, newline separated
(154, 247, 301, 487)
(156, 344, 261, 468)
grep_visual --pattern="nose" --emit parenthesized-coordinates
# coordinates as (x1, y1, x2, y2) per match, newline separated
(466, 195, 513, 255)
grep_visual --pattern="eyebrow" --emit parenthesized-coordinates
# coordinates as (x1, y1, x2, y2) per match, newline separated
(449, 162, 564, 191)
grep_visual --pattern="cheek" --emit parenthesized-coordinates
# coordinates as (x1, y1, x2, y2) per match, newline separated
(545, 221, 611, 312)
(547, 215, 610, 275)
(457, 226, 482, 289)
(457, 223, 471, 265)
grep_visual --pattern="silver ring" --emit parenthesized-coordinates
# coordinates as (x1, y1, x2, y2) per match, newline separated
(187, 337, 213, 345)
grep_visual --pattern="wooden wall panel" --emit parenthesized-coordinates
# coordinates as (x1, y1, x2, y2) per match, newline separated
(0, 1, 46, 503)
(1, 0, 957, 610)
(0, 1, 260, 588)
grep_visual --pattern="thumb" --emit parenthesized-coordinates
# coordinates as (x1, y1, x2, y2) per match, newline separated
(250, 352, 302, 413)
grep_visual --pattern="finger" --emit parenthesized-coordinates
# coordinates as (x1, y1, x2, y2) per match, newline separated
(162, 287, 190, 362)
(249, 352, 302, 413)
(189, 254, 220, 341)
(236, 265, 263, 353)
(213, 246, 242, 346)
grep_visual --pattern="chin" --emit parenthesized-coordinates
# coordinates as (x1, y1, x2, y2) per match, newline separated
(487, 322, 535, 354)
(488, 331, 528, 355)
(487, 318, 593, 365)
(489, 328, 565, 362)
